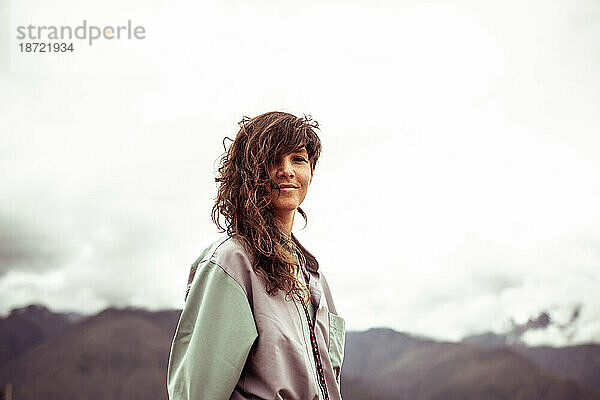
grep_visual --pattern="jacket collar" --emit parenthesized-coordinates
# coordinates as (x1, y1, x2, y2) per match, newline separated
(291, 233, 319, 273)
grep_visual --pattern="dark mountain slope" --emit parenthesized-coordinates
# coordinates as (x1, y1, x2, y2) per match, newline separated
(0, 307, 174, 400)
(0, 304, 81, 366)
(463, 330, 600, 392)
(342, 328, 600, 400)
(516, 345, 600, 392)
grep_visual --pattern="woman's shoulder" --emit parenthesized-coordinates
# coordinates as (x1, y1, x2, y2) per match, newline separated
(189, 234, 256, 296)
(210, 235, 253, 271)
(191, 235, 247, 265)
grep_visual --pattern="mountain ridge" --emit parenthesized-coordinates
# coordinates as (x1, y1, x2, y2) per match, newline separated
(1, 305, 598, 400)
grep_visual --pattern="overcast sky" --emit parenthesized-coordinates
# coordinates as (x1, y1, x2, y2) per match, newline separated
(1, 0, 599, 346)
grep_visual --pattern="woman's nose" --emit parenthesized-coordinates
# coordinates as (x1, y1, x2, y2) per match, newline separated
(276, 158, 294, 178)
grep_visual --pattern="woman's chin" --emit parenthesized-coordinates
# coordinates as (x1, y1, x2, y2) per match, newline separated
(271, 202, 299, 214)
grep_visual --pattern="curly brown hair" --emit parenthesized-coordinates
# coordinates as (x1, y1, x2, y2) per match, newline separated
(211, 111, 322, 301)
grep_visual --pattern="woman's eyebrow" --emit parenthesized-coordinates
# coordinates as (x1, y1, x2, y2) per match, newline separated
(293, 145, 307, 153)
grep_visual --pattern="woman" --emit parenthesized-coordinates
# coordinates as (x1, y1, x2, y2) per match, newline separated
(167, 111, 345, 400)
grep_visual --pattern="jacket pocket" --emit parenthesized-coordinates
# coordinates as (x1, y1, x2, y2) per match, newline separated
(328, 312, 345, 385)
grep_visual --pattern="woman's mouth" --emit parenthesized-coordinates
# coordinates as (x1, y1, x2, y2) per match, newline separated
(278, 184, 299, 190)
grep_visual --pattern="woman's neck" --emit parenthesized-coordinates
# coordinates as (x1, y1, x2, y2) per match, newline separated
(274, 209, 295, 235)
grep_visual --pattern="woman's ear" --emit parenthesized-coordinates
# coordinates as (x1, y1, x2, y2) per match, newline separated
(309, 169, 313, 185)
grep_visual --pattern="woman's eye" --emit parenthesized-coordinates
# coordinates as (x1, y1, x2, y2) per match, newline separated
(294, 157, 307, 162)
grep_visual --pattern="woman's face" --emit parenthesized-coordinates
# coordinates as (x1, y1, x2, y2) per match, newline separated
(268, 145, 313, 216)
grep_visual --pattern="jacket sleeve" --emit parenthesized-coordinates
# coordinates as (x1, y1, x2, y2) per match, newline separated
(167, 260, 258, 400)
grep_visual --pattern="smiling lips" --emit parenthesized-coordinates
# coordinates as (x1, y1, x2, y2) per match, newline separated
(277, 184, 299, 190)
